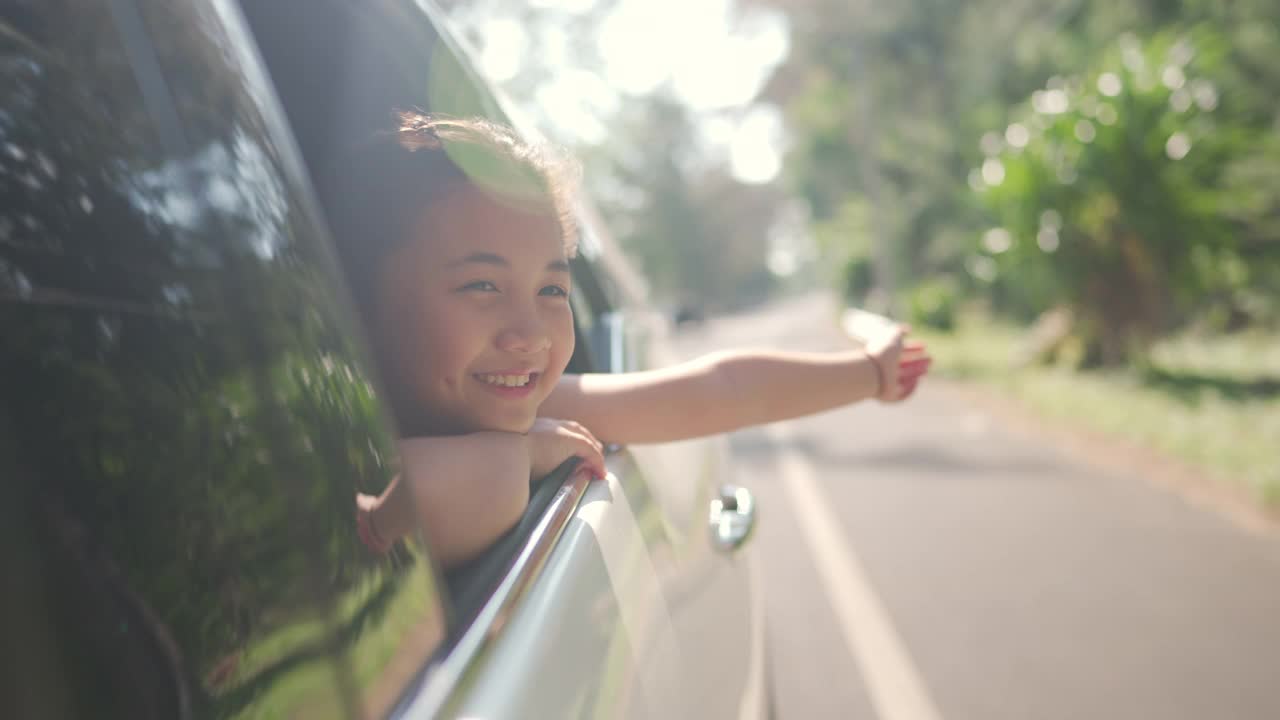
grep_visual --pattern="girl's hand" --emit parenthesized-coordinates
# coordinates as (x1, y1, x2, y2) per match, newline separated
(527, 417, 606, 480)
(864, 324, 932, 403)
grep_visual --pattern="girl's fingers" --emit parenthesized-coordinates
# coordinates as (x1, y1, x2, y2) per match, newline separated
(563, 423, 603, 454)
(901, 343, 930, 359)
(897, 376, 924, 392)
(574, 454, 604, 480)
(574, 434, 602, 462)
(565, 421, 603, 451)
(555, 419, 603, 478)
(898, 357, 932, 376)
(571, 434, 605, 478)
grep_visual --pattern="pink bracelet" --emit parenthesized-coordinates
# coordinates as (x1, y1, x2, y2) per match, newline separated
(355, 506, 393, 555)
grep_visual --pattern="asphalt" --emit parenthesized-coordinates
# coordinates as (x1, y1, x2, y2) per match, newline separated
(667, 292, 1280, 720)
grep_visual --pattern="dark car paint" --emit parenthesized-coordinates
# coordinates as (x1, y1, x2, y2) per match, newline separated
(2, 0, 448, 716)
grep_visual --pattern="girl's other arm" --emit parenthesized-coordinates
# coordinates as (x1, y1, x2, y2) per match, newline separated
(361, 422, 605, 567)
(366, 432, 531, 567)
(540, 329, 930, 445)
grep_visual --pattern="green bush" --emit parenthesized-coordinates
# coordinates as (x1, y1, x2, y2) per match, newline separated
(907, 278, 959, 331)
(973, 29, 1280, 364)
(840, 255, 875, 303)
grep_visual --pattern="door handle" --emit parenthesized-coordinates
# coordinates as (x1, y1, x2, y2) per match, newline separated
(709, 485, 756, 552)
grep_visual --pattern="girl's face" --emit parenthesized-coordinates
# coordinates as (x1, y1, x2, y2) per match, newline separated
(375, 186, 575, 435)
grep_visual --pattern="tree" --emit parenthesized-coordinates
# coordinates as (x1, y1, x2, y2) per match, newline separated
(975, 27, 1280, 364)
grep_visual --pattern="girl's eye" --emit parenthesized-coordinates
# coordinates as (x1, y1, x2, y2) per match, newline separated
(538, 284, 569, 298)
(459, 280, 499, 293)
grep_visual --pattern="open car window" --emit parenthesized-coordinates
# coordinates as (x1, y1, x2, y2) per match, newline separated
(240, 0, 600, 377)
(239, 0, 600, 672)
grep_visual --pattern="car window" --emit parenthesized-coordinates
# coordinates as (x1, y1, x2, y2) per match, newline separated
(0, 1, 448, 717)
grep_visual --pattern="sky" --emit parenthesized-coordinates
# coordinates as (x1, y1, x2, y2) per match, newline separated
(456, 0, 791, 184)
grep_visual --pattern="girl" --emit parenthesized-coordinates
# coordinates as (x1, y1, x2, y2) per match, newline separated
(331, 114, 931, 565)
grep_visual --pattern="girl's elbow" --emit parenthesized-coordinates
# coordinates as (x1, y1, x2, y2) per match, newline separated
(452, 469, 529, 564)
(487, 469, 531, 538)
(417, 466, 530, 568)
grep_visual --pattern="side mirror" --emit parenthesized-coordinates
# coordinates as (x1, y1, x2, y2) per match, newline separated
(708, 484, 756, 552)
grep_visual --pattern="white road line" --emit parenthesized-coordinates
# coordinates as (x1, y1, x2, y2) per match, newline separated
(769, 424, 944, 720)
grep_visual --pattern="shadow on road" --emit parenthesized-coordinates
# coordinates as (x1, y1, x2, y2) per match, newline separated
(729, 433, 1065, 478)
(1140, 367, 1280, 405)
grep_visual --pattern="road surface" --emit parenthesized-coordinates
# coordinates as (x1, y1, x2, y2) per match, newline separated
(667, 292, 1280, 720)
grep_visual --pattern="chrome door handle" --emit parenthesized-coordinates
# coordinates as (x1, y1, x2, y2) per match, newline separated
(709, 485, 756, 552)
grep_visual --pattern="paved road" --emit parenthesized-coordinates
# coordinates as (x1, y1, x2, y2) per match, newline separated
(667, 293, 1280, 720)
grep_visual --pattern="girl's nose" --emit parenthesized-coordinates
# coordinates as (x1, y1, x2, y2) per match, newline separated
(495, 311, 551, 355)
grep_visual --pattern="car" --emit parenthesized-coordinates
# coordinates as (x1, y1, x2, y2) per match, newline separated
(0, 0, 766, 717)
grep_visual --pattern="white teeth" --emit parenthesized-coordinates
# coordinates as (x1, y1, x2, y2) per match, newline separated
(479, 373, 531, 387)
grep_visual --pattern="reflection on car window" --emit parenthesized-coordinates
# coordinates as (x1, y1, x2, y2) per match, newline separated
(0, 1, 446, 717)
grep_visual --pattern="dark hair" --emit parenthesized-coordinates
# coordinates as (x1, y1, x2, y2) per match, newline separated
(324, 112, 579, 329)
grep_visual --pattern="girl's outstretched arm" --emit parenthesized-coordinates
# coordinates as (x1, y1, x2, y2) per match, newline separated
(539, 327, 930, 445)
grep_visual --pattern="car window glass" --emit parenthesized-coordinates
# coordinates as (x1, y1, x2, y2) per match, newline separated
(0, 1, 447, 717)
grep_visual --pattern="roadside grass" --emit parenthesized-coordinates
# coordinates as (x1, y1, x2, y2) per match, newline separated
(915, 314, 1280, 507)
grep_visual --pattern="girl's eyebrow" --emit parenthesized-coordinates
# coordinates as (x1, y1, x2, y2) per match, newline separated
(447, 252, 508, 268)
(448, 252, 570, 273)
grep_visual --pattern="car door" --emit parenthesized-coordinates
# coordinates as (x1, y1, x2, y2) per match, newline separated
(560, 210, 768, 720)
(0, 1, 455, 716)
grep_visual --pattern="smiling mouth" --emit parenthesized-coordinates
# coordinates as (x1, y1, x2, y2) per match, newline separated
(474, 371, 539, 389)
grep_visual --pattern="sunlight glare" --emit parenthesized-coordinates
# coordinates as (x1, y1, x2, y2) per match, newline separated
(1166, 132, 1191, 160)
(478, 18, 526, 83)
(534, 69, 618, 145)
(1097, 72, 1122, 97)
(982, 228, 1012, 254)
(1037, 227, 1060, 252)
(530, 0, 597, 12)
(1005, 123, 1029, 149)
(729, 105, 785, 184)
(598, 0, 789, 109)
(981, 158, 1005, 186)
(1162, 65, 1186, 90)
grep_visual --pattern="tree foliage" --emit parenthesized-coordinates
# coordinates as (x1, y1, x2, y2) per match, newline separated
(975, 29, 1278, 362)
(774, 0, 1280, 363)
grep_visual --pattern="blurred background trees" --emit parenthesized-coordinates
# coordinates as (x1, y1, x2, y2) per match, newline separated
(775, 0, 1280, 365)
(447, 0, 1280, 363)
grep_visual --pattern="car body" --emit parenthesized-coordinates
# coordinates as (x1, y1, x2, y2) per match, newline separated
(1, 0, 765, 717)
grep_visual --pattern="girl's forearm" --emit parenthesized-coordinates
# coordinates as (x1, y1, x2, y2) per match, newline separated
(369, 432, 532, 564)
(711, 349, 881, 430)
(550, 349, 882, 445)
(398, 431, 531, 488)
